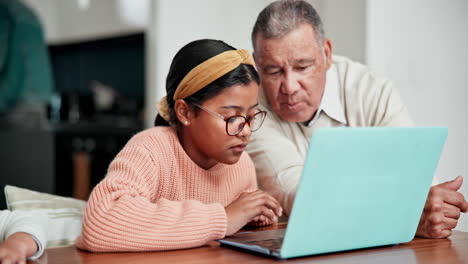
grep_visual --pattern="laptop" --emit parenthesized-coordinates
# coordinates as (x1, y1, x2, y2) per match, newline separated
(218, 127, 448, 259)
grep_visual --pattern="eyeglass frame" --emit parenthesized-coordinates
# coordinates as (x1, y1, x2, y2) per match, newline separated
(191, 103, 267, 136)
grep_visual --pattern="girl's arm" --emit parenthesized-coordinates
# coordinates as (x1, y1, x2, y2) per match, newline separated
(77, 144, 227, 252)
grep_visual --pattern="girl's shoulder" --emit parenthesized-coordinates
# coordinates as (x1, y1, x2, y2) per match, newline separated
(126, 126, 179, 152)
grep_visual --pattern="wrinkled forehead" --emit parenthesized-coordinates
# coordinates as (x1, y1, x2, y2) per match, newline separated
(254, 28, 322, 66)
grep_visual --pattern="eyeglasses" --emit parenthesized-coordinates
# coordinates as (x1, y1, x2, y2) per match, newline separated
(192, 103, 267, 136)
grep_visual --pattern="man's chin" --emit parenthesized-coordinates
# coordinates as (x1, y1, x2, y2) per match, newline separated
(278, 111, 311, 123)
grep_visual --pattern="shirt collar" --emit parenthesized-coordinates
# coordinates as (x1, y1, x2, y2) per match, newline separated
(306, 64, 347, 126)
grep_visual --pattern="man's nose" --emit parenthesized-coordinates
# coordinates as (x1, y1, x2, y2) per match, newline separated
(280, 72, 301, 95)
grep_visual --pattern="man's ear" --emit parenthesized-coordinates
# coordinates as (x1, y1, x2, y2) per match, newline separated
(174, 99, 193, 126)
(324, 38, 333, 70)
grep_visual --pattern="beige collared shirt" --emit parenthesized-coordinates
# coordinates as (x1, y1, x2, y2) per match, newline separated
(305, 63, 347, 127)
(247, 55, 414, 214)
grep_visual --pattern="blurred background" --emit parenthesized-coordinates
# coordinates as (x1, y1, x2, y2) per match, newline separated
(0, 0, 466, 231)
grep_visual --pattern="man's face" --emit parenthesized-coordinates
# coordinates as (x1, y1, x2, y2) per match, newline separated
(254, 23, 332, 122)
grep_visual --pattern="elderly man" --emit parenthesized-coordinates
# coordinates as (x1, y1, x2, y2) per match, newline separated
(247, 0, 468, 239)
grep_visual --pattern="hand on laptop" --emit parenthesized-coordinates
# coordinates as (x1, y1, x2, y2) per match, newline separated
(247, 214, 278, 227)
(416, 176, 468, 238)
(225, 190, 282, 236)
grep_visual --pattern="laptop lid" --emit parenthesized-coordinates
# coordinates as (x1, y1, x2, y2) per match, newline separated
(280, 127, 448, 259)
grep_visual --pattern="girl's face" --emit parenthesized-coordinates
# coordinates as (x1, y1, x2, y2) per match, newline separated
(182, 81, 260, 169)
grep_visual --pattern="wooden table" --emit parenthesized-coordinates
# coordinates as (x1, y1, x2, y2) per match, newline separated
(35, 223, 468, 264)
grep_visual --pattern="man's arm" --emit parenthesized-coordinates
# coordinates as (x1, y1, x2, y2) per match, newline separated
(370, 79, 414, 127)
(416, 176, 468, 238)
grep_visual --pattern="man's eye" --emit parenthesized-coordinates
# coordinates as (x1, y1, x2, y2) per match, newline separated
(266, 71, 281, 75)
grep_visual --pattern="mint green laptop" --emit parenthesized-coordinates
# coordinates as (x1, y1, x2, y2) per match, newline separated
(218, 127, 448, 259)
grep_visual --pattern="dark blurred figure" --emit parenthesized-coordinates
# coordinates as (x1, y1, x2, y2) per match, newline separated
(0, 0, 53, 129)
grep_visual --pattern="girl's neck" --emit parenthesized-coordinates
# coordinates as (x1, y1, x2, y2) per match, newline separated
(177, 128, 218, 170)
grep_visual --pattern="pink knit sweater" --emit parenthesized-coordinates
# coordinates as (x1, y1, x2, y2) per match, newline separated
(76, 127, 257, 252)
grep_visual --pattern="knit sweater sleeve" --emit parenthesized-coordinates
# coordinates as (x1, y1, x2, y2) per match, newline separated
(76, 140, 227, 252)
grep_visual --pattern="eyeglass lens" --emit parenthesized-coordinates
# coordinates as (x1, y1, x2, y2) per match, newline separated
(226, 112, 265, 135)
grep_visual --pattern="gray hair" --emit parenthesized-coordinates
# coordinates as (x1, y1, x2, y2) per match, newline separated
(252, 0, 325, 47)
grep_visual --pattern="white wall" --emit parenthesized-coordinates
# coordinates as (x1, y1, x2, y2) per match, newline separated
(367, 0, 468, 231)
(319, 0, 367, 63)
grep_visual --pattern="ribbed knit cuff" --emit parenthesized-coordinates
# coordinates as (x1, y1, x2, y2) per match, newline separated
(207, 203, 228, 240)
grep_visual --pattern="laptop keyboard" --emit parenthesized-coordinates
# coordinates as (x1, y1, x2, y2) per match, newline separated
(245, 237, 284, 251)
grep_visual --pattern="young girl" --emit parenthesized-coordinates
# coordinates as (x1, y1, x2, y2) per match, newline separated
(77, 39, 282, 252)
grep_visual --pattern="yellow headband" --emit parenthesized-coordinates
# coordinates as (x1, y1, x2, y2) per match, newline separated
(157, 49, 256, 122)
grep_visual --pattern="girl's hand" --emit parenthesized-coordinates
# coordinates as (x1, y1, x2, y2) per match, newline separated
(247, 214, 278, 227)
(225, 190, 282, 236)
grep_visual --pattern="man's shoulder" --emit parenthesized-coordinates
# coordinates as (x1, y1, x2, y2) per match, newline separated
(331, 55, 411, 127)
(332, 55, 387, 79)
(331, 54, 359, 65)
(332, 54, 392, 96)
